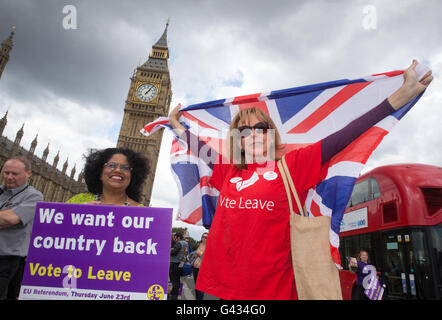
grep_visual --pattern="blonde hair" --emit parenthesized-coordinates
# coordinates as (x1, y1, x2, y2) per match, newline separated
(228, 107, 283, 170)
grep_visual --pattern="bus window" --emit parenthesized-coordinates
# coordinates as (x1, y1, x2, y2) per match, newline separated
(421, 188, 442, 216)
(383, 202, 398, 224)
(341, 233, 373, 269)
(348, 179, 370, 208)
(429, 225, 442, 299)
(410, 230, 434, 299)
(371, 178, 381, 199)
(383, 233, 408, 298)
(347, 178, 382, 208)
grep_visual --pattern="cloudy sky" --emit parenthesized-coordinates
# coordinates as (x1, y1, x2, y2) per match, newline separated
(1, 0, 441, 239)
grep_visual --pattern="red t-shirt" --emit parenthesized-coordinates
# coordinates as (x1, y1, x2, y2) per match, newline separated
(195, 141, 327, 299)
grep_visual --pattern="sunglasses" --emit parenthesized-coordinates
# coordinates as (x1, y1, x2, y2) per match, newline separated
(237, 122, 270, 136)
(103, 162, 132, 172)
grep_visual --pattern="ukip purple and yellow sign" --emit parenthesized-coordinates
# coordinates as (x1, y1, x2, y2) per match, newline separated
(19, 202, 173, 300)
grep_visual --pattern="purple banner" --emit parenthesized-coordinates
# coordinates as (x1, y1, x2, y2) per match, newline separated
(19, 202, 173, 300)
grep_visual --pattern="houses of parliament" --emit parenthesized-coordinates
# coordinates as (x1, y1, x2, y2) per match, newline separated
(0, 24, 172, 205)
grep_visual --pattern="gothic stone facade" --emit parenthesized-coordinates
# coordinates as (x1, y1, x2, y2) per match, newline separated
(0, 112, 87, 202)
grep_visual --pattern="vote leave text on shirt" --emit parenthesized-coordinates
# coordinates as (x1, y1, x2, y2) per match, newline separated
(218, 195, 275, 211)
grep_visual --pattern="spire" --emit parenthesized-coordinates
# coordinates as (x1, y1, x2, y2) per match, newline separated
(78, 170, 84, 183)
(1, 26, 15, 50)
(28, 133, 38, 157)
(70, 164, 76, 179)
(14, 123, 24, 144)
(0, 110, 8, 136)
(62, 157, 69, 174)
(53, 150, 60, 168)
(10, 122, 24, 156)
(140, 21, 170, 72)
(31, 133, 38, 148)
(153, 19, 169, 49)
(42, 142, 50, 162)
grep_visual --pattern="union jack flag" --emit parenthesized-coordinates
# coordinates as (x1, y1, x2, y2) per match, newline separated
(141, 63, 429, 268)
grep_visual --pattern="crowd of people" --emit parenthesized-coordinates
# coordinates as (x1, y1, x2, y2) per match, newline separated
(0, 60, 433, 300)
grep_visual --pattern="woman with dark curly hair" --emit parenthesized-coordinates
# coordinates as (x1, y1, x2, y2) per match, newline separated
(67, 147, 150, 206)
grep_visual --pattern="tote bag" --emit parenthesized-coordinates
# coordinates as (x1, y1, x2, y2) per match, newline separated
(278, 156, 343, 300)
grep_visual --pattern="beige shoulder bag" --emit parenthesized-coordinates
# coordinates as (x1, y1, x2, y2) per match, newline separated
(278, 155, 342, 300)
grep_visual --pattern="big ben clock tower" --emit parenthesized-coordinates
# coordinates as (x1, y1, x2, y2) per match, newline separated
(117, 22, 172, 206)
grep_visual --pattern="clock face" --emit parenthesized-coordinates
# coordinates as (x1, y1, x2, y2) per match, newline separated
(136, 83, 157, 102)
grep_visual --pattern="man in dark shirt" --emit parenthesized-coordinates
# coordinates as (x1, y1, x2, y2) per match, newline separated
(169, 232, 187, 300)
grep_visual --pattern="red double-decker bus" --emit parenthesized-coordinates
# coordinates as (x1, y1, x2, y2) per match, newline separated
(338, 163, 442, 300)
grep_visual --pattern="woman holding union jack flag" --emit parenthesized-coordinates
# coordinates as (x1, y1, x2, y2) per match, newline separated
(167, 60, 432, 300)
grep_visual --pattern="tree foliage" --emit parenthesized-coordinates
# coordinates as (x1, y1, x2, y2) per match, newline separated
(172, 227, 198, 251)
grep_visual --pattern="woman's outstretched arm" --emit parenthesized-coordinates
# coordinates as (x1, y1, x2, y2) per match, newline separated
(321, 60, 433, 164)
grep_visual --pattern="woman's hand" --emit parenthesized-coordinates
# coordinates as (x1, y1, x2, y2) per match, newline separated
(86, 201, 101, 205)
(401, 59, 433, 100)
(388, 60, 433, 110)
(169, 103, 186, 133)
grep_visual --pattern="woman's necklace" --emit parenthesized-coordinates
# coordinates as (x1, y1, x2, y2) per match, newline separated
(94, 194, 130, 206)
